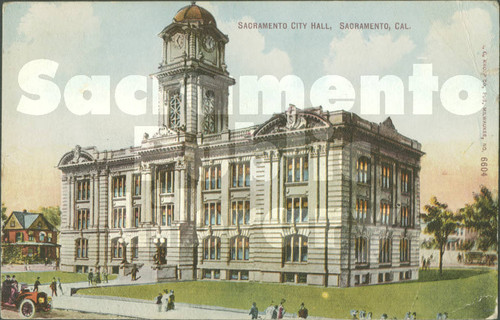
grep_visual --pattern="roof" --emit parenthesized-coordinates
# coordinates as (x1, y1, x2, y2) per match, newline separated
(9, 211, 56, 231)
(173, 2, 216, 26)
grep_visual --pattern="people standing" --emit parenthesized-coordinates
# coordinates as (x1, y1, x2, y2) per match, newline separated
(155, 292, 163, 312)
(103, 269, 108, 283)
(57, 277, 64, 295)
(265, 302, 275, 319)
(88, 270, 93, 286)
(50, 277, 57, 297)
(278, 299, 286, 319)
(249, 302, 259, 319)
(167, 289, 175, 310)
(164, 289, 170, 312)
(96, 272, 101, 285)
(298, 302, 308, 319)
(34, 276, 41, 292)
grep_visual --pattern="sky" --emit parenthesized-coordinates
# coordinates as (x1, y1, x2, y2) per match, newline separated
(2, 1, 498, 212)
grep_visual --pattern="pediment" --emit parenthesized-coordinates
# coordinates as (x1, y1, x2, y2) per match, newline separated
(58, 145, 94, 167)
(253, 105, 330, 137)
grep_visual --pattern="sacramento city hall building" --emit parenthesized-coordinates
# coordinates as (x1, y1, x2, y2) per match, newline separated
(57, 3, 423, 287)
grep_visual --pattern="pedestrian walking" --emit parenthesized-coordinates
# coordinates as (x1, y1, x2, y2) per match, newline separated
(298, 302, 308, 319)
(103, 269, 108, 283)
(34, 277, 41, 292)
(50, 277, 57, 297)
(57, 277, 64, 295)
(96, 272, 101, 284)
(155, 292, 163, 312)
(427, 258, 432, 269)
(249, 302, 259, 319)
(272, 305, 278, 319)
(278, 299, 286, 319)
(88, 270, 93, 286)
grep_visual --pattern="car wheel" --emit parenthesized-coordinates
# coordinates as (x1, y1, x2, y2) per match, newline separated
(19, 299, 36, 319)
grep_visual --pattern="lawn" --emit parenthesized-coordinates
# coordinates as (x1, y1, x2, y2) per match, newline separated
(78, 268, 497, 319)
(1, 271, 117, 285)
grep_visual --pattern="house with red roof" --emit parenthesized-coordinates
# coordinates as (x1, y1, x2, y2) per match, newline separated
(2, 210, 60, 261)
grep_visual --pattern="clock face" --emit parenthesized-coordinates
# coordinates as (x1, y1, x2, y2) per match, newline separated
(172, 33, 184, 49)
(204, 35, 216, 52)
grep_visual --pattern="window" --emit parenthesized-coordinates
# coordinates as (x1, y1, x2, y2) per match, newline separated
(229, 270, 239, 280)
(112, 208, 126, 228)
(286, 156, 309, 183)
(133, 207, 141, 228)
(161, 204, 174, 226)
(203, 269, 212, 279)
(357, 157, 370, 184)
(133, 174, 141, 196)
(10, 220, 15, 227)
(203, 236, 221, 260)
(400, 238, 410, 263)
(379, 238, 392, 264)
(231, 162, 250, 188)
(356, 199, 368, 222)
(231, 200, 250, 225)
(39, 232, 46, 242)
(381, 164, 392, 189)
(401, 170, 411, 193)
(204, 202, 221, 226)
(380, 202, 391, 225)
(230, 236, 250, 261)
(76, 209, 90, 230)
(400, 206, 410, 227)
(202, 90, 217, 134)
(111, 239, 125, 259)
(112, 176, 126, 198)
(284, 235, 308, 262)
(204, 165, 221, 190)
(169, 91, 181, 129)
(47, 233, 52, 242)
(15, 232, 23, 242)
(159, 168, 175, 194)
(286, 197, 308, 223)
(355, 237, 368, 264)
(131, 237, 139, 260)
(77, 179, 90, 200)
(76, 238, 88, 258)
(28, 231, 34, 241)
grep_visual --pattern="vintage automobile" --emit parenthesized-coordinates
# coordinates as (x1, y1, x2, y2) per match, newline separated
(1, 282, 52, 318)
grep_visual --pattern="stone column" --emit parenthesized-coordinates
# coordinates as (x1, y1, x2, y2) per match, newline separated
(141, 164, 153, 224)
(69, 176, 75, 229)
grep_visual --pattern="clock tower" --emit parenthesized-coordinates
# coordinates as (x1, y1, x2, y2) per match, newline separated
(154, 2, 235, 135)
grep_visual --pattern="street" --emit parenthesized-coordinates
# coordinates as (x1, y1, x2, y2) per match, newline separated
(1, 308, 132, 319)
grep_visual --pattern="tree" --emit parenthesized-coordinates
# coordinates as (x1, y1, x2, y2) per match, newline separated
(37, 206, 61, 229)
(460, 186, 498, 251)
(1, 202, 7, 224)
(422, 197, 459, 275)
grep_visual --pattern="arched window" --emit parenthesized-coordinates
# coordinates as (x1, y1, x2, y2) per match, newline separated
(356, 199, 368, 222)
(400, 206, 410, 227)
(76, 238, 88, 259)
(379, 238, 392, 264)
(202, 90, 216, 134)
(169, 91, 181, 129)
(400, 238, 410, 263)
(284, 235, 308, 263)
(39, 232, 46, 242)
(355, 237, 368, 264)
(230, 236, 249, 261)
(203, 236, 221, 260)
(357, 157, 370, 184)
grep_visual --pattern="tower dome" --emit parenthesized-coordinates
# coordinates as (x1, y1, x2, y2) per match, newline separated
(173, 2, 216, 26)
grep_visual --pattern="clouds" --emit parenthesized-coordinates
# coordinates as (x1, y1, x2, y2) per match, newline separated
(5, 2, 101, 76)
(323, 30, 415, 80)
(218, 17, 293, 78)
(422, 7, 497, 78)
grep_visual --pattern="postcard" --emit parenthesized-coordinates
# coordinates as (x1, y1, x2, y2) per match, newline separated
(1, 1, 498, 319)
